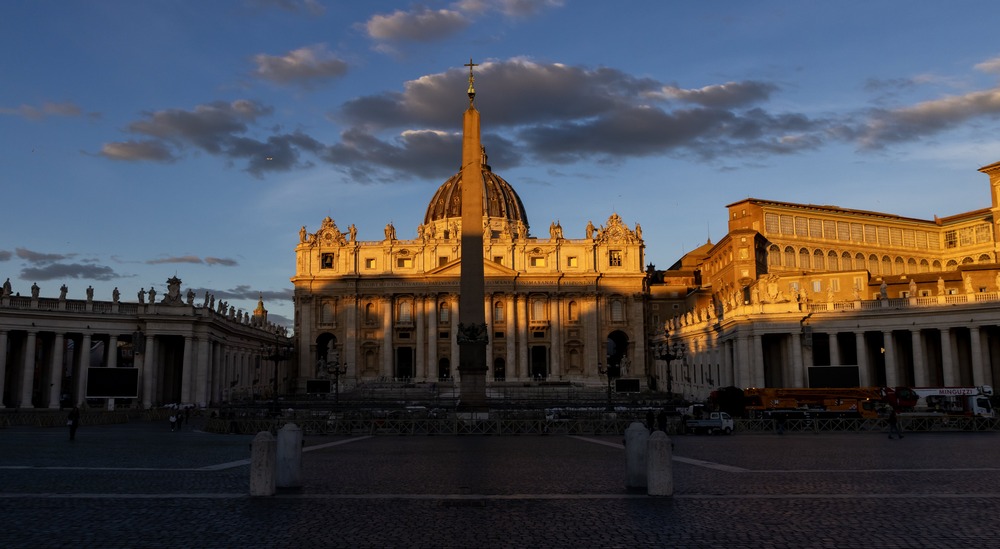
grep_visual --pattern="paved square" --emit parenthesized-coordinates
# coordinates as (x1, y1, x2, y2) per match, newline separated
(1, 421, 999, 548)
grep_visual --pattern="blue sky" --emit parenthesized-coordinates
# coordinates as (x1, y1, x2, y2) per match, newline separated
(4, 0, 1000, 329)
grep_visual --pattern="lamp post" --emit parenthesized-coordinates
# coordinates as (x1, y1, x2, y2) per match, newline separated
(260, 336, 294, 417)
(318, 353, 348, 405)
(597, 363, 621, 411)
(653, 341, 686, 399)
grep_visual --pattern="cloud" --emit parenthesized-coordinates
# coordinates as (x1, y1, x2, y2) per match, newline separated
(101, 100, 322, 176)
(16, 248, 72, 263)
(100, 140, 176, 162)
(253, 44, 349, 87)
(202, 284, 293, 302)
(247, 0, 325, 15)
(858, 87, 1000, 149)
(0, 250, 11, 261)
(974, 56, 1000, 74)
(146, 255, 239, 266)
(0, 101, 83, 120)
(365, 8, 469, 42)
(645, 81, 778, 109)
(21, 263, 121, 282)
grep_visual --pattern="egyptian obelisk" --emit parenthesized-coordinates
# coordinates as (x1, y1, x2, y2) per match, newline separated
(457, 59, 488, 410)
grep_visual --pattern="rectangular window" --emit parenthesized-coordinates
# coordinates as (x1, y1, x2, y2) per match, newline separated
(809, 218, 822, 238)
(976, 224, 992, 243)
(916, 231, 928, 249)
(396, 257, 412, 268)
(864, 224, 877, 244)
(903, 229, 915, 248)
(779, 215, 794, 235)
(959, 227, 974, 246)
(877, 226, 889, 245)
(609, 250, 622, 267)
(320, 300, 336, 324)
(889, 228, 902, 246)
(439, 256, 449, 267)
(364, 258, 376, 269)
(812, 280, 822, 293)
(493, 256, 504, 265)
(764, 213, 779, 234)
(567, 256, 578, 267)
(397, 332, 410, 340)
(321, 253, 335, 269)
(823, 220, 837, 240)
(494, 331, 505, 339)
(795, 217, 808, 237)
(945, 230, 957, 249)
(530, 256, 546, 267)
(439, 331, 449, 339)
(831, 278, 840, 292)
(851, 223, 864, 242)
(838, 222, 851, 241)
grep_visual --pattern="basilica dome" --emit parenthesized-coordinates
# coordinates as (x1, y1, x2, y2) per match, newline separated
(423, 164, 529, 229)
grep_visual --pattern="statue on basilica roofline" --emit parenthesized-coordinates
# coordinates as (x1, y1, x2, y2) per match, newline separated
(1, 278, 11, 297)
(349, 224, 357, 242)
(31, 283, 40, 299)
(60, 284, 68, 300)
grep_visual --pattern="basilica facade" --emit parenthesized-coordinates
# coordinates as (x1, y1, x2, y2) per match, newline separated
(291, 146, 648, 391)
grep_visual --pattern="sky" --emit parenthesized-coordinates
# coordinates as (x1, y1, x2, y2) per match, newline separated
(5, 0, 1000, 330)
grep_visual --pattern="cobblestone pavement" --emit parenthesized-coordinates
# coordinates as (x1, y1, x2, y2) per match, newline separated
(1, 420, 999, 548)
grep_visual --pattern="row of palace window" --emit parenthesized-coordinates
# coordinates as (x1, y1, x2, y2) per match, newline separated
(763, 213, 993, 250)
(767, 245, 993, 274)
(319, 297, 629, 326)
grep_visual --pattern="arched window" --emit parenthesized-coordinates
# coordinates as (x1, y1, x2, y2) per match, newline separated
(364, 302, 376, 324)
(567, 300, 579, 322)
(493, 301, 505, 324)
(894, 257, 904, 275)
(768, 245, 781, 266)
(962, 256, 974, 265)
(799, 248, 810, 269)
(784, 246, 796, 268)
(855, 253, 865, 272)
(907, 258, 917, 273)
(882, 256, 892, 275)
(398, 300, 412, 323)
(841, 252, 852, 271)
(828, 251, 839, 271)
(813, 249, 825, 270)
(610, 299, 625, 322)
(919, 259, 930, 273)
(946, 259, 958, 270)
(932, 260, 942, 271)
(979, 254, 992, 263)
(868, 254, 879, 274)
(438, 301, 450, 323)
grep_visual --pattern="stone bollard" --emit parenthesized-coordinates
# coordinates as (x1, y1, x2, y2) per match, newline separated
(276, 423, 303, 489)
(625, 421, 650, 490)
(646, 431, 673, 496)
(250, 431, 276, 496)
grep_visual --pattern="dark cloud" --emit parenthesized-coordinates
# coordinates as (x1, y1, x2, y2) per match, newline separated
(202, 284, 293, 302)
(253, 44, 349, 87)
(21, 263, 120, 281)
(0, 250, 11, 261)
(16, 248, 72, 263)
(146, 255, 239, 266)
(858, 88, 1000, 149)
(246, 0, 325, 15)
(364, 8, 469, 42)
(205, 257, 239, 266)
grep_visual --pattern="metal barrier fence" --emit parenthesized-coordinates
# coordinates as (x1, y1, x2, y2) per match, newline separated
(737, 416, 1000, 433)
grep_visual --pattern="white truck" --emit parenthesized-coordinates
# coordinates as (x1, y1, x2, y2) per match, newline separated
(684, 411, 735, 435)
(909, 385, 994, 417)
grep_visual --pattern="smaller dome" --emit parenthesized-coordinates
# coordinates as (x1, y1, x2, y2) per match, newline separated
(423, 168, 529, 228)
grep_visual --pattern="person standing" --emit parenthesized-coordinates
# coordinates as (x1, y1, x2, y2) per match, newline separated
(68, 407, 80, 441)
(169, 412, 177, 432)
(888, 407, 903, 439)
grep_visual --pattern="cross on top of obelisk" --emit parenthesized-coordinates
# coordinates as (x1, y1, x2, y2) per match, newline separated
(465, 57, 478, 103)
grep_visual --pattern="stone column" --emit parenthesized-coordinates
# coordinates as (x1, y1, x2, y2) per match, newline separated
(736, 336, 751, 388)
(427, 295, 438, 380)
(20, 331, 38, 408)
(106, 335, 118, 368)
(911, 329, 927, 386)
(415, 295, 426, 380)
(855, 331, 869, 387)
(550, 294, 561, 378)
(941, 328, 956, 386)
(828, 332, 840, 366)
(142, 334, 156, 408)
(382, 297, 394, 378)
(505, 296, 516, 380)
(751, 334, 765, 388)
(721, 339, 733, 388)
(970, 326, 987, 386)
(48, 333, 65, 409)
(484, 295, 494, 378)
(882, 330, 897, 387)
(180, 335, 194, 404)
(0, 330, 7, 408)
(76, 332, 91, 407)
(449, 298, 459, 380)
(791, 332, 804, 387)
(517, 294, 529, 380)
(345, 296, 358, 376)
(196, 336, 211, 407)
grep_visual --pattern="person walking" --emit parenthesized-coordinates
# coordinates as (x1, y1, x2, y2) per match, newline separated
(67, 407, 80, 441)
(887, 407, 903, 439)
(169, 412, 177, 432)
